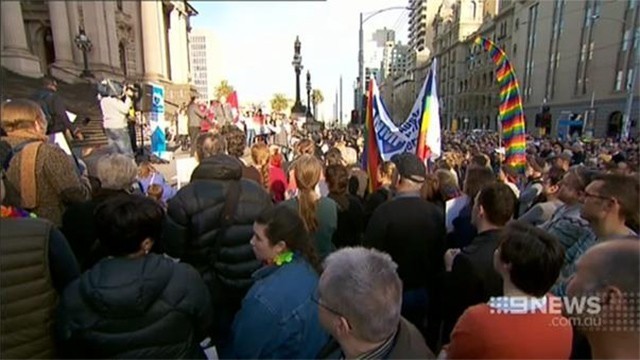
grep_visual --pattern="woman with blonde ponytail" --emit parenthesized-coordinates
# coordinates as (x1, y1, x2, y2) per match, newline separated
(251, 143, 287, 203)
(283, 154, 337, 260)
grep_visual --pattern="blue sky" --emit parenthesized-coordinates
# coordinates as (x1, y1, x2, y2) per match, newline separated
(190, 0, 409, 121)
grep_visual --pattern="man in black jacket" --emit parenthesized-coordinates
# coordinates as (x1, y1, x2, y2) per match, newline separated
(30, 77, 83, 140)
(164, 153, 272, 346)
(364, 153, 446, 347)
(441, 182, 517, 344)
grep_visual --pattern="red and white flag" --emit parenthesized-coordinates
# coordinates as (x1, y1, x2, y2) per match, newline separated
(228, 91, 239, 123)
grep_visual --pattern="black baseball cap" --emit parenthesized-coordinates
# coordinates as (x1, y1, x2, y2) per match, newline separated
(392, 153, 426, 183)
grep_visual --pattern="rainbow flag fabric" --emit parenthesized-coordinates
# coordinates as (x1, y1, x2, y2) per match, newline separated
(362, 79, 380, 193)
(475, 36, 527, 172)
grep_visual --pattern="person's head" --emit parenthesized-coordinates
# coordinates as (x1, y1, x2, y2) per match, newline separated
(557, 166, 596, 205)
(325, 147, 344, 167)
(221, 127, 246, 158)
(325, 164, 350, 211)
(525, 155, 545, 178)
(251, 143, 271, 190)
(566, 240, 640, 339)
(494, 221, 565, 297)
(393, 153, 426, 192)
(147, 184, 164, 203)
(189, 96, 196, 104)
(1, 99, 47, 136)
(251, 205, 320, 272)
(43, 77, 58, 92)
(463, 166, 496, 200)
(553, 152, 572, 170)
(581, 173, 640, 235)
(472, 182, 517, 229)
(377, 161, 397, 187)
(470, 154, 491, 169)
(137, 161, 157, 179)
(553, 142, 564, 155)
(96, 154, 137, 191)
(196, 132, 227, 161)
(95, 195, 164, 257)
(420, 174, 441, 203)
(294, 154, 323, 233)
(435, 168, 461, 200)
(317, 247, 402, 346)
(542, 165, 566, 199)
(294, 138, 316, 157)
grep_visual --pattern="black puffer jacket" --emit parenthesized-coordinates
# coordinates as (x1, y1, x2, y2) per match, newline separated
(164, 155, 272, 341)
(56, 254, 212, 359)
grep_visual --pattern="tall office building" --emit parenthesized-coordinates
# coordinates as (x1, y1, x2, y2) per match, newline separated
(408, 0, 445, 68)
(188, 28, 223, 101)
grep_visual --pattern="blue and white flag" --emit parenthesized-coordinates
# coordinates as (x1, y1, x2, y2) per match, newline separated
(373, 64, 440, 161)
(369, 79, 420, 161)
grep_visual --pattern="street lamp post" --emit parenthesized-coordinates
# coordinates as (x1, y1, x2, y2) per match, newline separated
(306, 70, 313, 120)
(357, 6, 409, 117)
(74, 26, 93, 78)
(291, 36, 305, 116)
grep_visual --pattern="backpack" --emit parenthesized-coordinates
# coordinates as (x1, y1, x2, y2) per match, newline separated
(0, 139, 43, 209)
(31, 91, 54, 133)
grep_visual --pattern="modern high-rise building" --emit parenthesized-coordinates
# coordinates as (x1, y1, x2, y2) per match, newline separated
(390, 42, 411, 78)
(188, 28, 223, 101)
(408, 0, 445, 69)
(364, 28, 395, 83)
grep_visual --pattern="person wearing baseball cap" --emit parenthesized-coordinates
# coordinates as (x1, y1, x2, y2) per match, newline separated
(364, 152, 445, 349)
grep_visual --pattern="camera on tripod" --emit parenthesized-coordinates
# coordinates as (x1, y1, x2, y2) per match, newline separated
(97, 79, 154, 112)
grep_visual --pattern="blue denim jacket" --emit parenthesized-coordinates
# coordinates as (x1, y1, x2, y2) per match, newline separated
(220, 256, 328, 359)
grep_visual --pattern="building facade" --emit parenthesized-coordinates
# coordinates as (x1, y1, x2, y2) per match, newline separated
(427, 0, 639, 138)
(1, 0, 198, 113)
(189, 28, 223, 102)
(512, 0, 639, 138)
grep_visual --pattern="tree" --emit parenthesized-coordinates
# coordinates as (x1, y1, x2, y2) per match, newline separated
(270, 93, 289, 114)
(311, 89, 324, 119)
(214, 80, 234, 101)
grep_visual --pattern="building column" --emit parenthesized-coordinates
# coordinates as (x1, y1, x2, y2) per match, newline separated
(141, 0, 165, 81)
(48, 0, 74, 66)
(103, 1, 121, 72)
(81, 2, 112, 73)
(168, 6, 189, 84)
(66, 1, 82, 65)
(1, 1, 41, 77)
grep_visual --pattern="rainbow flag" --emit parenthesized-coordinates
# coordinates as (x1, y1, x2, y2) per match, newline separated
(475, 36, 527, 172)
(362, 79, 380, 193)
(416, 59, 441, 162)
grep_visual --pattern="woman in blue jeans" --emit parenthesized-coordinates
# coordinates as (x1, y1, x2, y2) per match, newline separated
(220, 206, 328, 359)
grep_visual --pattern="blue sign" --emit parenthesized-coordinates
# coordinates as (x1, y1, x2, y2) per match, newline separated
(148, 83, 166, 157)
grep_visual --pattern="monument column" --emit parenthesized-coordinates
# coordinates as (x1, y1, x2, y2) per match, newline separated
(141, 0, 165, 81)
(1, 1, 41, 77)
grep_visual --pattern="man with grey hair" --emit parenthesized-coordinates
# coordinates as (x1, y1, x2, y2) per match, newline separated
(95, 153, 138, 191)
(364, 152, 445, 347)
(316, 247, 434, 359)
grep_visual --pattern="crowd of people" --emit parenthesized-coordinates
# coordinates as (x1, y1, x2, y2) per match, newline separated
(1, 91, 639, 359)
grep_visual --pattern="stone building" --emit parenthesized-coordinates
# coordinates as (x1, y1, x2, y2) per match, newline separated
(428, 0, 639, 138)
(0, 0, 198, 113)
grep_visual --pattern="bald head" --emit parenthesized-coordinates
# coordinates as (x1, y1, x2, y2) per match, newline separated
(584, 240, 640, 294)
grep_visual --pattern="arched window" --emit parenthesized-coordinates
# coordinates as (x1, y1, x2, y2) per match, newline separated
(118, 41, 127, 76)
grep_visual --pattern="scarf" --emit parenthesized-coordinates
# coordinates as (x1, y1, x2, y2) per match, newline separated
(0, 205, 37, 219)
